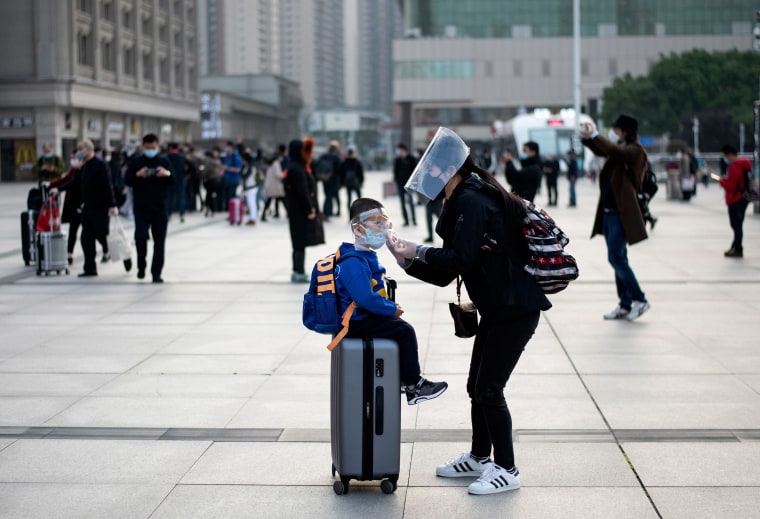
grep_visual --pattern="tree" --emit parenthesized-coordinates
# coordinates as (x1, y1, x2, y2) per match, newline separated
(600, 49, 760, 151)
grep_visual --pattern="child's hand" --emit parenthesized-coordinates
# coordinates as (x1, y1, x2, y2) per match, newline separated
(394, 304, 404, 317)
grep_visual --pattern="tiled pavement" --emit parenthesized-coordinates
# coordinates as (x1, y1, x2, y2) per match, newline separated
(0, 172, 758, 518)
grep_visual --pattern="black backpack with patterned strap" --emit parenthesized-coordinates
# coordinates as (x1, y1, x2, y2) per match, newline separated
(518, 199, 579, 294)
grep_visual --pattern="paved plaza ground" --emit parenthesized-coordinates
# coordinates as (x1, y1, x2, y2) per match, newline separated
(0, 171, 759, 518)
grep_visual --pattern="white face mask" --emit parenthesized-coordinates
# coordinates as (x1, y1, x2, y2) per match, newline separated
(607, 128, 619, 142)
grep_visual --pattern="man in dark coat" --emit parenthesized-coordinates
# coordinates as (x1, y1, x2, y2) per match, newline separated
(283, 139, 320, 283)
(581, 114, 649, 321)
(124, 133, 175, 283)
(51, 139, 117, 277)
(339, 147, 364, 214)
(393, 143, 417, 226)
(504, 141, 542, 202)
(166, 142, 187, 222)
(543, 155, 560, 206)
(316, 140, 342, 218)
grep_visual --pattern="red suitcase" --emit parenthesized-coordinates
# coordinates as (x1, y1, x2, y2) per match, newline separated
(228, 198, 244, 225)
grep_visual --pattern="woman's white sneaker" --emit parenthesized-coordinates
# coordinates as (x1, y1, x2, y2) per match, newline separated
(467, 464, 520, 495)
(435, 452, 491, 478)
(627, 300, 650, 321)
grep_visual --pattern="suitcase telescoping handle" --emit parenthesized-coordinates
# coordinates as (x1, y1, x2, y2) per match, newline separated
(386, 277, 397, 302)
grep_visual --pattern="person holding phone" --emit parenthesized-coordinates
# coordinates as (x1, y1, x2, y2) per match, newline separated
(580, 115, 650, 321)
(124, 133, 174, 282)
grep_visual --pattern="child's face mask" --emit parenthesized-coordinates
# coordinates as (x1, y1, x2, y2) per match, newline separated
(353, 208, 391, 250)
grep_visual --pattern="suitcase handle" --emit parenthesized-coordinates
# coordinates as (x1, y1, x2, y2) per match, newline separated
(375, 387, 384, 435)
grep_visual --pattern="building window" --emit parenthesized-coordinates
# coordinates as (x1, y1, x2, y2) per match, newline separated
(174, 29, 182, 47)
(541, 59, 551, 77)
(77, 0, 92, 13)
(142, 16, 152, 36)
(484, 60, 493, 78)
(102, 1, 114, 22)
(394, 60, 474, 80)
(581, 59, 589, 77)
(608, 59, 618, 76)
(159, 57, 169, 84)
(142, 53, 153, 80)
(188, 65, 196, 91)
(513, 60, 522, 77)
(123, 8, 132, 29)
(124, 46, 135, 76)
(102, 40, 115, 71)
(159, 23, 168, 43)
(77, 32, 93, 66)
(174, 63, 183, 88)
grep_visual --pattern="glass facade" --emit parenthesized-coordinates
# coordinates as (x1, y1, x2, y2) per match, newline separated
(394, 59, 474, 79)
(403, 0, 757, 38)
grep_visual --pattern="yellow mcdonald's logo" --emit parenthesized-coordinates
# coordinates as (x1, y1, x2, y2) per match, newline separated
(15, 145, 35, 165)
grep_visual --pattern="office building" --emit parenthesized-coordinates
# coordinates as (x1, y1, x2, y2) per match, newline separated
(394, 0, 757, 147)
(0, 0, 200, 182)
(199, 0, 342, 113)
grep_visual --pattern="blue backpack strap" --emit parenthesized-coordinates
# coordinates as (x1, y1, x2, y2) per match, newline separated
(326, 249, 369, 351)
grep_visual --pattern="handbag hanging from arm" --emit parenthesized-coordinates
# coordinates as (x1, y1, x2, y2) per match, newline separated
(448, 275, 478, 338)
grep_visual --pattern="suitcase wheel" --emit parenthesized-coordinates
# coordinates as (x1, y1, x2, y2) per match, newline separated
(381, 479, 395, 494)
(333, 479, 348, 495)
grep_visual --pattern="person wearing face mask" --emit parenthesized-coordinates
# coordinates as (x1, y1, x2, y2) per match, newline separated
(503, 141, 542, 202)
(32, 143, 66, 185)
(335, 197, 448, 405)
(580, 114, 650, 321)
(387, 127, 551, 495)
(50, 139, 118, 277)
(124, 133, 174, 283)
(47, 151, 84, 265)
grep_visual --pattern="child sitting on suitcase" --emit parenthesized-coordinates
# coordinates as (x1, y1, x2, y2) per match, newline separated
(337, 198, 448, 405)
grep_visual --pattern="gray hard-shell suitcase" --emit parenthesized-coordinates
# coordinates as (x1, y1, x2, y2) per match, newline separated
(330, 337, 401, 495)
(35, 188, 69, 276)
(36, 230, 69, 276)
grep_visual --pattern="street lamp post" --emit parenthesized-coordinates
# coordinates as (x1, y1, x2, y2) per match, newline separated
(573, 0, 581, 152)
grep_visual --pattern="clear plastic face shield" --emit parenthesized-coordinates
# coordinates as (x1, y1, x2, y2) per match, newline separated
(404, 127, 469, 202)
(351, 208, 392, 249)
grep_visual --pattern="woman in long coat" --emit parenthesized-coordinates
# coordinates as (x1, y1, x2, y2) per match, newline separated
(284, 138, 321, 282)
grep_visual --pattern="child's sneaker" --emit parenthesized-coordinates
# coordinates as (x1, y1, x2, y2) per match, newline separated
(467, 464, 520, 495)
(436, 452, 491, 478)
(405, 377, 447, 405)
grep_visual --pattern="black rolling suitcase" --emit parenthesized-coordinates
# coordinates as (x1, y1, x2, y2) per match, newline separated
(330, 337, 401, 495)
(20, 210, 38, 266)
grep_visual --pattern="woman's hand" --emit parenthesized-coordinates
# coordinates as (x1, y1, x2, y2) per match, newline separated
(307, 208, 316, 220)
(579, 121, 597, 138)
(387, 232, 419, 267)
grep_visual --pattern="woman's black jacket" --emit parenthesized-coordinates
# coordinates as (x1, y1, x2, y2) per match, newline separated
(405, 174, 551, 320)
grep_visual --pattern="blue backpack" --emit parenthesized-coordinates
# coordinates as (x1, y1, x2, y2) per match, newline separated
(302, 248, 366, 350)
